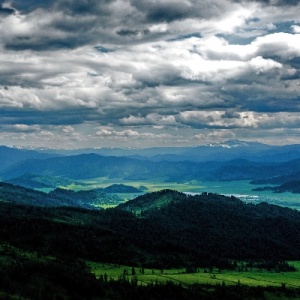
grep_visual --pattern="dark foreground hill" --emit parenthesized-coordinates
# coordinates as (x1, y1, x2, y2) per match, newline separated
(1, 189, 300, 299)
(118, 190, 300, 262)
(1, 189, 299, 266)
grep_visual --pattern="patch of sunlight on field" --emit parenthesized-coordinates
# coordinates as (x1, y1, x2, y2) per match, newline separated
(290, 261, 300, 269)
(96, 204, 117, 209)
(74, 177, 210, 194)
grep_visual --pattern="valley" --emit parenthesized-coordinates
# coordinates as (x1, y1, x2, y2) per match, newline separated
(44, 176, 300, 210)
(0, 143, 300, 299)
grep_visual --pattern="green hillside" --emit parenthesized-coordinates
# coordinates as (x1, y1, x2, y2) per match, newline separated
(0, 189, 300, 299)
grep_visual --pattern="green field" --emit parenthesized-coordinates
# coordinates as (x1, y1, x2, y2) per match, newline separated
(62, 177, 300, 210)
(88, 261, 300, 288)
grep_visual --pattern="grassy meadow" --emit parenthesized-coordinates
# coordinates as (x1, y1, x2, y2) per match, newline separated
(88, 261, 300, 289)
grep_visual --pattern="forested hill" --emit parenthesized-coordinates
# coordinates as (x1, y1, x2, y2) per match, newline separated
(117, 190, 300, 262)
(118, 189, 300, 220)
(1, 188, 299, 270)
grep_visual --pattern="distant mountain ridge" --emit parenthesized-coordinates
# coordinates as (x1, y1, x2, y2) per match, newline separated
(9, 140, 300, 162)
(1, 152, 300, 184)
(1, 142, 300, 189)
(0, 145, 58, 171)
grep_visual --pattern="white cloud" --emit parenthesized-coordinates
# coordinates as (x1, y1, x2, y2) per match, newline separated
(194, 130, 236, 140)
(254, 32, 300, 58)
(6, 124, 41, 132)
(62, 126, 75, 134)
(94, 127, 173, 144)
(120, 113, 177, 126)
(179, 110, 261, 128)
(249, 56, 282, 74)
(291, 25, 300, 33)
(39, 130, 54, 137)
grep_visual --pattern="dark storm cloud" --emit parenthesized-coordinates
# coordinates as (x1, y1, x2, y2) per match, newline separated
(146, 3, 192, 23)
(55, 0, 115, 15)
(5, 32, 94, 51)
(0, 0, 257, 52)
(0, 0, 118, 51)
(233, 0, 300, 5)
(6, 0, 55, 12)
(0, 107, 100, 126)
(130, 0, 231, 23)
(3, 0, 299, 52)
(5, 38, 87, 51)
(0, 5, 15, 15)
(220, 86, 300, 113)
(117, 29, 150, 37)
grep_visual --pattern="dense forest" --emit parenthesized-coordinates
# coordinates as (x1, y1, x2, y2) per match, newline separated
(0, 188, 300, 298)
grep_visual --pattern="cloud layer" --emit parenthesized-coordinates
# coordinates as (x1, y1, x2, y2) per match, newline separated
(0, 0, 300, 147)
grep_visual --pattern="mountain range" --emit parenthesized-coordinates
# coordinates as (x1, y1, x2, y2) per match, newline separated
(1, 152, 300, 184)
(1, 141, 300, 192)
(13, 140, 300, 162)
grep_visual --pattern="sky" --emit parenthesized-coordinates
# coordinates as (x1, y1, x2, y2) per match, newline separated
(0, 0, 300, 148)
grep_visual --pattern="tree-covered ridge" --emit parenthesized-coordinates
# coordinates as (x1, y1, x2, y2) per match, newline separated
(4, 173, 85, 189)
(0, 189, 299, 268)
(0, 182, 123, 209)
(253, 179, 300, 194)
(118, 190, 300, 262)
(119, 189, 300, 220)
(117, 189, 186, 213)
(102, 184, 143, 193)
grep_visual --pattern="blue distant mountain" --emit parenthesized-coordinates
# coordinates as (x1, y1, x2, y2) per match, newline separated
(30, 140, 300, 163)
(1, 141, 300, 186)
(0, 145, 58, 170)
(1, 152, 300, 184)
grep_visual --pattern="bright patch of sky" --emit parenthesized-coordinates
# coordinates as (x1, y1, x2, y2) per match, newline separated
(0, 0, 300, 148)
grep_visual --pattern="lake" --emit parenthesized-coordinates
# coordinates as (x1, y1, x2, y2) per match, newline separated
(183, 180, 300, 210)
